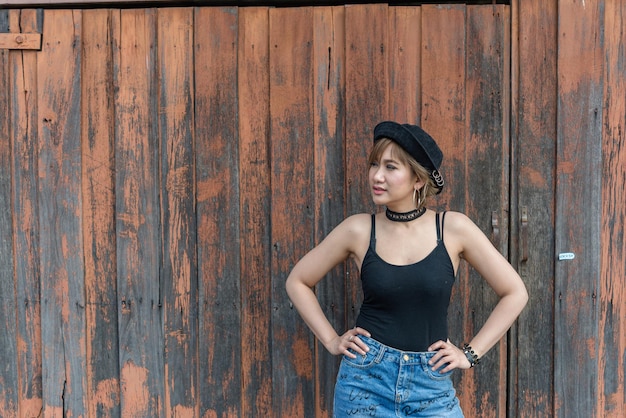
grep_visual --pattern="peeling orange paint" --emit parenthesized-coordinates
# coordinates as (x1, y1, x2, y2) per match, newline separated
(291, 338, 313, 379)
(121, 362, 151, 417)
(93, 378, 120, 411)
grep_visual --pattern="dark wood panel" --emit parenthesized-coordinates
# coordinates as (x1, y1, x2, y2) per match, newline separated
(7, 9, 44, 417)
(269, 7, 315, 417)
(312, 6, 346, 416)
(343, 2, 387, 330)
(511, 0, 557, 416)
(421, 3, 470, 410)
(237, 6, 273, 417)
(37, 9, 87, 416)
(599, 1, 626, 416)
(0, 10, 19, 418)
(81, 9, 121, 417)
(194, 6, 242, 417)
(387, 6, 421, 122)
(555, 0, 604, 416)
(157, 7, 198, 416)
(465, 5, 510, 416)
(113, 9, 164, 417)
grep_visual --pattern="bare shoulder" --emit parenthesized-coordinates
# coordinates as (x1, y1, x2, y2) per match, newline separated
(327, 213, 371, 250)
(441, 211, 491, 255)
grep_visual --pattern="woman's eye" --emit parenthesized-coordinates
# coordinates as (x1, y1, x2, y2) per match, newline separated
(386, 165, 396, 170)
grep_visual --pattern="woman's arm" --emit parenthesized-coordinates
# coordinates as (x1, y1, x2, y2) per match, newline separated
(285, 214, 371, 357)
(429, 211, 528, 371)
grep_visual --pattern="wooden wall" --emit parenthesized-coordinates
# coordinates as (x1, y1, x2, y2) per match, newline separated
(0, 2, 624, 417)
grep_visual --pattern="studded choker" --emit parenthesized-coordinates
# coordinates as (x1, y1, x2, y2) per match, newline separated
(385, 206, 426, 222)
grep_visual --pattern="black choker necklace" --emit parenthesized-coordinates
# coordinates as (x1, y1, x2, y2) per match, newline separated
(385, 206, 426, 222)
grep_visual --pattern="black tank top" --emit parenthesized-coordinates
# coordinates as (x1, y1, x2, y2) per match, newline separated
(355, 212, 456, 352)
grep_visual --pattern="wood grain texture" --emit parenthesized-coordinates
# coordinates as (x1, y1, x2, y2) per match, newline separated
(37, 9, 87, 417)
(343, 2, 387, 331)
(0, 10, 19, 418)
(555, 1, 604, 417)
(387, 6, 421, 123)
(81, 9, 120, 418)
(237, 7, 273, 418)
(421, 3, 472, 411)
(312, 6, 346, 417)
(511, 1, 558, 416)
(194, 6, 241, 417)
(269, 7, 315, 417)
(113, 9, 164, 417)
(157, 8, 198, 417)
(465, 5, 510, 417)
(599, 1, 626, 416)
(8, 9, 44, 418)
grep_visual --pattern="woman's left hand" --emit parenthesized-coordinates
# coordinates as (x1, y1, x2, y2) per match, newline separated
(427, 340, 471, 372)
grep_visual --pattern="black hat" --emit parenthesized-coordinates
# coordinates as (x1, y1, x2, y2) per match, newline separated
(373, 121, 445, 193)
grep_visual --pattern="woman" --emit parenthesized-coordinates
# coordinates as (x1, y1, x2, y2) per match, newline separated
(286, 121, 528, 417)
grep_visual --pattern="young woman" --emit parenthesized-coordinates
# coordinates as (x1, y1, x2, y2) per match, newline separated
(286, 121, 528, 417)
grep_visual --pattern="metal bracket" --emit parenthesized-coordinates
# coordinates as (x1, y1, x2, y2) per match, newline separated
(0, 33, 42, 50)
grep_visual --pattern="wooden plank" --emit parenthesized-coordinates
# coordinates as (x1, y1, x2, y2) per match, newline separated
(465, 5, 509, 417)
(157, 8, 198, 417)
(194, 7, 241, 417)
(112, 9, 164, 417)
(237, 6, 272, 417)
(511, 0, 557, 416)
(81, 9, 120, 417)
(421, 0, 469, 410)
(312, 6, 345, 417)
(599, 1, 626, 416)
(344, 1, 387, 335)
(8, 9, 43, 418)
(0, 32, 41, 49)
(37, 9, 87, 417)
(387, 6, 421, 122)
(555, 0, 604, 416)
(0, 10, 19, 418)
(269, 7, 315, 417)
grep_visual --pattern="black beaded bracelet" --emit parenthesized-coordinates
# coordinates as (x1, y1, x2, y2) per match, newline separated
(462, 343, 480, 368)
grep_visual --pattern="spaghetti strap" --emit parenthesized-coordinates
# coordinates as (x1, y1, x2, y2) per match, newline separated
(436, 211, 447, 242)
(370, 214, 377, 249)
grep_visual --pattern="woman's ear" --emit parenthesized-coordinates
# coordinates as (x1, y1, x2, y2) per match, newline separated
(414, 177, 425, 191)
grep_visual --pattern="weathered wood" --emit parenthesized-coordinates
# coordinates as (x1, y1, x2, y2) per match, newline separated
(312, 6, 346, 417)
(8, 9, 43, 418)
(387, 6, 421, 123)
(0, 10, 19, 418)
(555, 0, 604, 416)
(37, 9, 87, 417)
(157, 8, 198, 417)
(113, 9, 164, 417)
(0, 32, 41, 49)
(599, 1, 626, 416)
(237, 6, 273, 417)
(421, 2, 475, 413)
(194, 6, 241, 417)
(511, 0, 558, 416)
(465, 5, 509, 416)
(0, 4, 623, 418)
(343, 2, 387, 334)
(269, 7, 315, 417)
(81, 9, 121, 417)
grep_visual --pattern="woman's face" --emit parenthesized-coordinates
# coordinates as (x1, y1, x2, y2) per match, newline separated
(368, 144, 422, 210)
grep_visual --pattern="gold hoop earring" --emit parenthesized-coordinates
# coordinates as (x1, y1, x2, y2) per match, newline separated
(413, 189, 419, 209)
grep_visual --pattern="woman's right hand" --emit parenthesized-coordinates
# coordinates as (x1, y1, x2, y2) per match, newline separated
(327, 327, 372, 358)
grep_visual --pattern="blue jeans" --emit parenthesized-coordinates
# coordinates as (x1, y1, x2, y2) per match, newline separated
(333, 336, 464, 417)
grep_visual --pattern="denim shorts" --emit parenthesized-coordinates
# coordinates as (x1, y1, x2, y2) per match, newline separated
(333, 336, 464, 417)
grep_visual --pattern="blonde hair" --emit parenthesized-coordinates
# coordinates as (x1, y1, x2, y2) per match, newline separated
(368, 138, 438, 209)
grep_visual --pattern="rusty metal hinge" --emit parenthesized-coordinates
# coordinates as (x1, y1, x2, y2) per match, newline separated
(0, 33, 42, 50)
